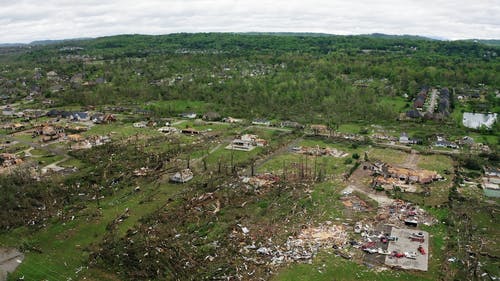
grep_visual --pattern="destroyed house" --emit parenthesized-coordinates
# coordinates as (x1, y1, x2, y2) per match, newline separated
(170, 169, 193, 183)
(181, 128, 200, 135)
(252, 119, 271, 126)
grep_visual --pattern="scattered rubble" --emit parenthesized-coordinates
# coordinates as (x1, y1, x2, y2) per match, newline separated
(241, 223, 348, 266)
(241, 173, 280, 188)
(292, 146, 348, 158)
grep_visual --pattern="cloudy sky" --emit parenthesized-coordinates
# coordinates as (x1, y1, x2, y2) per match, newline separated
(0, 0, 499, 43)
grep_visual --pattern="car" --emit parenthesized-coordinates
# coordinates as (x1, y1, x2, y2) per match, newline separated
(391, 251, 405, 258)
(411, 232, 424, 238)
(363, 248, 378, 254)
(418, 245, 426, 255)
(405, 251, 417, 259)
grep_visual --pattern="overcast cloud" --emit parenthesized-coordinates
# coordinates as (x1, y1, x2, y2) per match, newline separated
(0, 0, 499, 43)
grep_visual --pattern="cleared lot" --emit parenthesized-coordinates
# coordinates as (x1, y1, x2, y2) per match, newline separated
(385, 228, 429, 271)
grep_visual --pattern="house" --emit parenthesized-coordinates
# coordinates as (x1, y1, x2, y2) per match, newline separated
(46, 71, 59, 80)
(369, 161, 442, 186)
(399, 132, 410, 144)
(222, 117, 242, 123)
(47, 109, 63, 117)
(33, 125, 65, 136)
(484, 167, 500, 178)
(1, 106, 15, 116)
(310, 124, 328, 135)
(0, 153, 23, 168)
(158, 127, 180, 134)
(3, 123, 25, 131)
(434, 140, 459, 149)
(280, 121, 304, 129)
(33, 125, 65, 142)
(230, 138, 254, 151)
(42, 99, 54, 105)
(399, 132, 420, 145)
(91, 113, 104, 123)
(181, 112, 197, 119)
(23, 109, 46, 119)
(70, 112, 89, 122)
(67, 134, 84, 142)
(91, 113, 116, 124)
(458, 136, 475, 146)
(170, 169, 193, 183)
(226, 134, 267, 151)
(181, 128, 200, 135)
(133, 121, 147, 128)
(252, 119, 271, 126)
(462, 112, 498, 129)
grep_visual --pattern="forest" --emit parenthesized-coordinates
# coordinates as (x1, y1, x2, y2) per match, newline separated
(1, 33, 498, 125)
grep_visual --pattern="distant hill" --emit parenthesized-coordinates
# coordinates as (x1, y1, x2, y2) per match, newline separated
(363, 33, 438, 41)
(0, 38, 93, 48)
(465, 39, 500, 47)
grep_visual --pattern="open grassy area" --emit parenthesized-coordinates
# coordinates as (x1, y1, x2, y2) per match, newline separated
(367, 147, 408, 165)
(145, 100, 212, 116)
(418, 154, 454, 174)
(82, 123, 163, 139)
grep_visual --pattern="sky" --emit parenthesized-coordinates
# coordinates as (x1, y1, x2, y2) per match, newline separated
(0, 0, 499, 43)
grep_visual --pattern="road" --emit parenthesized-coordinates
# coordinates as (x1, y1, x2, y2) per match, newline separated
(426, 88, 438, 114)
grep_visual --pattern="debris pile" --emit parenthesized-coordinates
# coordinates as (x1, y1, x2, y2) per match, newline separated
(0, 153, 23, 168)
(340, 194, 371, 212)
(70, 135, 111, 150)
(241, 173, 280, 188)
(242, 223, 348, 265)
(133, 167, 150, 177)
(376, 200, 435, 227)
(293, 146, 348, 158)
(367, 161, 443, 185)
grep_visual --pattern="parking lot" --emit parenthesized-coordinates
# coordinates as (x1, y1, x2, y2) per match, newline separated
(385, 228, 429, 271)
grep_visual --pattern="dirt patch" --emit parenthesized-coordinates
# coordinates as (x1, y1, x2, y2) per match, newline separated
(0, 248, 24, 280)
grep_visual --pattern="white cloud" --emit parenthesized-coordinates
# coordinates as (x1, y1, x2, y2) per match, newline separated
(0, 0, 498, 43)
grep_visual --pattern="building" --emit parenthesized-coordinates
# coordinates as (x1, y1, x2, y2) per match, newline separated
(170, 169, 194, 183)
(181, 112, 197, 119)
(222, 117, 242, 123)
(181, 128, 200, 135)
(252, 119, 271, 126)
(226, 134, 266, 151)
(310, 124, 328, 135)
(399, 132, 420, 145)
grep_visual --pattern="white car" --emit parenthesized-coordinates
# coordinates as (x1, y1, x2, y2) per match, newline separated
(405, 251, 417, 259)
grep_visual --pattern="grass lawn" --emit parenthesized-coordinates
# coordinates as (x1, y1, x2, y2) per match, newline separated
(417, 154, 454, 174)
(145, 100, 212, 116)
(367, 148, 408, 165)
(379, 96, 409, 113)
(83, 123, 163, 139)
